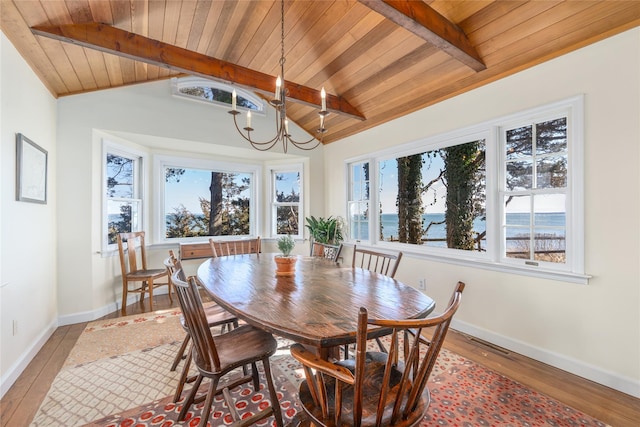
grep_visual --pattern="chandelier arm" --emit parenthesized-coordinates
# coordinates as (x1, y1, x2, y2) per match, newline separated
(231, 112, 281, 151)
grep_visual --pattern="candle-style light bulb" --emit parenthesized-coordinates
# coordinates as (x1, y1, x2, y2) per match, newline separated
(232, 89, 237, 111)
(246, 110, 252, 128)
(321, 87, 327, 112)
(275, 76, 282, 101)
(284, 118, 289, 134)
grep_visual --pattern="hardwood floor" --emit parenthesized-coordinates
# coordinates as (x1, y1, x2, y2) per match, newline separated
(1, 294, 639, 427)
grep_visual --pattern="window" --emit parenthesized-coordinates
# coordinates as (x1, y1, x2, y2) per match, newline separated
(501, 117, 568, 267)
(271, 166, 302, 237)
(171, 76, 264, 113)
(347, 96, 585, 281)
(348, 161, 370, 241)
(104, 144, 143, 249)
(378, 140, 486, 251)
(158, 156, 259, 240)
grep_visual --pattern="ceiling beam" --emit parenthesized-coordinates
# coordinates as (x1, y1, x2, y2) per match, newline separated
(358, 0, 485, 72)
(31, 23, 365, 120)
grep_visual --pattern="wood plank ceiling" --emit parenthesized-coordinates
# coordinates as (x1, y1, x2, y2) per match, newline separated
(2, 1, 639, 145)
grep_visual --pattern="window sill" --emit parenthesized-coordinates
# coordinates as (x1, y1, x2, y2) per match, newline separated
(405, 249, 591, 285)
(346, 242, 590, 285)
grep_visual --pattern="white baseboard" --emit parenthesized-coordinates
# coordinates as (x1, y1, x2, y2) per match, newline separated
(0, 318, 57, 399)
(58, 288, 173, 326)
(451, 318, 640, 399)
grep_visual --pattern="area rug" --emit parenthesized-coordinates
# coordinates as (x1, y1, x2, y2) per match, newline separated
(31, 311, 609, 427)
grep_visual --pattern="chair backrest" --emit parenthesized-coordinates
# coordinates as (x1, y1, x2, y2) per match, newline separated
(293, 281, 464, 427)
(117, 231, 149, 275)
(311, 241, 343, 262)
(351, 245, 403, 278)
(164, 249, 185, 282)
(209, 237, 261, 257)
(171, 268, 222, 373)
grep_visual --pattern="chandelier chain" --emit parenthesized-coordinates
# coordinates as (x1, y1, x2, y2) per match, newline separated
(228, 0, 325, 153)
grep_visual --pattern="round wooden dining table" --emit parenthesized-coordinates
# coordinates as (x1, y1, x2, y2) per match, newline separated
(197, 253, 436, 358)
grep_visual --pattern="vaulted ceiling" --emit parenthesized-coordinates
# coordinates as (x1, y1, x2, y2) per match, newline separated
(2, 1, 639, 144)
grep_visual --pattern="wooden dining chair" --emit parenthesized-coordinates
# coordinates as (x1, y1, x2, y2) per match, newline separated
(352, 245, 403, 278)
(346, 246, 404, 357)
(171, 270, 284, 427)
(116, 231, 171, 315)
(311, 241, 343, 262)
(209, 236, 261, 257)
(164, 251, 239, 403)
(290, 281, 465, 427)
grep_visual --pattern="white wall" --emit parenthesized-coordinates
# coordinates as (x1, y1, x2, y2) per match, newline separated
(325, 28, 640, 397)
(55, 79, 326, 322)
(0, 32, 58, 396)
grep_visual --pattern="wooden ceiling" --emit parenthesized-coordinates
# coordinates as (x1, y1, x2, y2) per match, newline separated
(2, 1, 639, 144)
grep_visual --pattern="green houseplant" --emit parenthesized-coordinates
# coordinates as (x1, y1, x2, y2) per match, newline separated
(275, 235, 296, 276)
(305, 216, 344, 245)
(277, 234, 296, 257)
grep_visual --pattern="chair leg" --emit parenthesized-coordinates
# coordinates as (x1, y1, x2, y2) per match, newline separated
(198, 378, 220, 427)
(178, 372, 203, 421)
(167, 280, 174, 304)
(174, 346, 193, 403)
(262, 357, 284, 427)
(251, 362, 260, 389)
(147, 278, 154, 312)
(121, 282, 128, 316)
(171, 333, 190, 371)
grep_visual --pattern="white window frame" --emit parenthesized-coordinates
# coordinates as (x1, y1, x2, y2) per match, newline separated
(270, 163, 304, 238)
(171, 76, 266, 115)
(345, 95, 587, 284)
(154, 154, 261, 243)
(102, 141, 145, 253)
(347, 160, 372, 242)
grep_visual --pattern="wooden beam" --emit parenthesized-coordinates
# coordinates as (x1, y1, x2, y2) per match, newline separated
(31, 23, 365, 120)
(358, 0, 485, 71)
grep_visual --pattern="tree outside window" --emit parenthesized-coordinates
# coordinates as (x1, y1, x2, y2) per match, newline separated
(503, 118, 567, 264)
(106, 152, 141, 245)
(378, 140, 486, 251)
(164, 167, 252, 238)
(273, 170, 301, 236)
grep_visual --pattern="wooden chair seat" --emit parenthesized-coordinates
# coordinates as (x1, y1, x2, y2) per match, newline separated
(165, 251, 239, 403)
(291, 282, 465, 427)
(172, 270, 284, 427)
(117, 231, 171, 315)
(297, 352, 426, 427)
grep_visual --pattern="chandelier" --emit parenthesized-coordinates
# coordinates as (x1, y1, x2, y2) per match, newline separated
(229, 0, 327, 153)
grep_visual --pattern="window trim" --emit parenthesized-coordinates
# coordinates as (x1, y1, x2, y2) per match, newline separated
(154, 154, 262, 243)
(269, 163, 304, 238)
(345, 95, 588, 284)
(102, 140, 146, 253)
(171, 76, 266, 115)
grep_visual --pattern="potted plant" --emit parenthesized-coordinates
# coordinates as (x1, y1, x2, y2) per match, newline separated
(275, 234, 297, 276)
(305, 216, 345, 254)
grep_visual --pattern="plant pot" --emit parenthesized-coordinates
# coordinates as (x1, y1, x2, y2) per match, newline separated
(274, 256, 297, 276)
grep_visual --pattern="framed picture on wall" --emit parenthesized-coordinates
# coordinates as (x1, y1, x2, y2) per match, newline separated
(16, 133, 48, 204)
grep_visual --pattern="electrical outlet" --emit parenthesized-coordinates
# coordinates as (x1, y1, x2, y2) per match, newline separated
(418, 279, 426, 290)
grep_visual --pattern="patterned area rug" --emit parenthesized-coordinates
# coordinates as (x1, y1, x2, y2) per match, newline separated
(31, 310, 609, 427)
